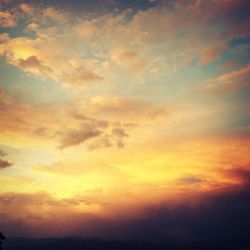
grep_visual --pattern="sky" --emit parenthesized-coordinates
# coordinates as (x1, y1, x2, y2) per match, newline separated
(0, 0, 250, 243)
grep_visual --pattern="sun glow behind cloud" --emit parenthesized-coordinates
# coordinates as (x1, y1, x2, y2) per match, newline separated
(0, 0, 250, 241)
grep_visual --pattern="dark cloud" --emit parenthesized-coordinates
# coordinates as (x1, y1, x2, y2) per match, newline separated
(59, 112, 131, 150)
(0, 158, 12, 168)
(1, 176, 250, 242)
(80, 184, 250, 243)
(86, 125, 130, 150)
(0, 149, 12, 169)
(59, 123, 130, 150)
(59, 122, 102, 149)
(17, 56, 53, 75)
(176, 175, 204, 185)
(223, 167, 250, 186)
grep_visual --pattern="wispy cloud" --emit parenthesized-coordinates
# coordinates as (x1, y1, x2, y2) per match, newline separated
(205, 64, 250, 93)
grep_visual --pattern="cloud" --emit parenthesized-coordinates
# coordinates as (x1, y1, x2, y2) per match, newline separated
(1, 178, 250, 241)
(0, 149, 12, 169)
(0, 36, 103, 86)
(0, 89, 138, 150)
(206, 64, 250, 93)
(72, 21, 97, 39)
(61, 65, 103, 86)
(43, 7, 68, 23)
(0, 0, 248, 88)
(0, 10, 16, 27)
(17, 55, 53, 76)
(111, 127, 128, 148)
(54, 96, 169, 150)
(0, 88, 60, 141)
(0, 0, 249, 242)
(198, 45, 228, 65)
(223, 167, 250, 186)
(0, 0, 12, 5)
(33, 126, 49, 136)
(25, 22, 39, 32)
(0, 32, 10, 41)
(59, 122, 102, 149)
(0, 159, 12, 168)
(0, 191, 104, 237)
(124, 186, 250, 242)
(19, 3, 34, 15)
(58, 116, 132, 150)
(176, 175, 204, 185)
(55, 96, 170, 149)
(110, 48, 148, 73)
(88, 96, 168, 122)
(86, 126, 129, 150)
(111, 48, 138, 63)
(217, 64, 250, 84)
(86, 135, 112, 150)
(0, 149, 7, 157)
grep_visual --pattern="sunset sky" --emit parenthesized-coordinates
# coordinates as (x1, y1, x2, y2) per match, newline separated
(0, 0, 250, 242)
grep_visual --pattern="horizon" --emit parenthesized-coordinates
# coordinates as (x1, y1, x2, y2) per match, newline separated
(0, 0, 250, 243)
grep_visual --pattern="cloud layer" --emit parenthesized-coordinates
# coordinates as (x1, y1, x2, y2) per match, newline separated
(0, 0, 249, 241)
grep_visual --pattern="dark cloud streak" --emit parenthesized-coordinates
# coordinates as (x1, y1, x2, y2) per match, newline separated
(0, 158, 12, 168)
(0, 149, 12, 169)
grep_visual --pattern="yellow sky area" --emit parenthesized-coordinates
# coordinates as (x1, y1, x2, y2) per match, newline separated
(2, 136, 248, 206)
(1, 89, 249, 231)
(1, 87, 248, 210)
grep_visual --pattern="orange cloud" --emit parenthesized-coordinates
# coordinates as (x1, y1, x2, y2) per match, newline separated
(19, 3, 34, 15)
(0, 10, 16, 27)
(43, 7, 68, 23)
(25, 22, 39, 32)
(0, 36, 103, 86)
(0, 32, 10, 41)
